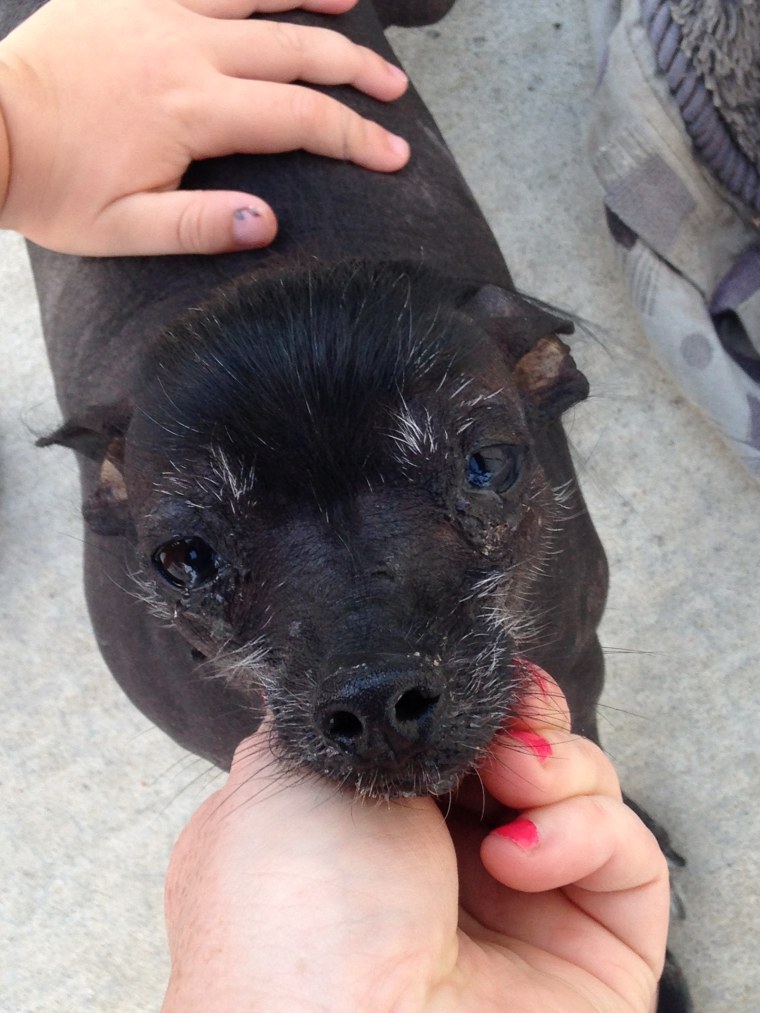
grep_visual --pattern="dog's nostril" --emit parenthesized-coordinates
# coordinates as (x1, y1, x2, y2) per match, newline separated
(394, 688, 440, 724)
(327, 709, 363, 743)
(318, 665, 444, 760)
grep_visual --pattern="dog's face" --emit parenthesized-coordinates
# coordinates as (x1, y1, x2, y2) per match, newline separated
(55, 262, 588, 797)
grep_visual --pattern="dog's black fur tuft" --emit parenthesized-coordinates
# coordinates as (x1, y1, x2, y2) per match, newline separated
(135, 261, 489, 507)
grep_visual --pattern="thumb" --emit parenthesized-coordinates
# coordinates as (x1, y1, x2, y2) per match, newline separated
(93, 189, 278, 256)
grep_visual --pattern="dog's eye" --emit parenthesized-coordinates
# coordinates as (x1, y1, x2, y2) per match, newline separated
(466, 445, 522, 494)
(152, 537, 220, 590)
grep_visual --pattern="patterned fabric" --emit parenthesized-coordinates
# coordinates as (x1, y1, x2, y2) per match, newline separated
(587, 0, 760, 476)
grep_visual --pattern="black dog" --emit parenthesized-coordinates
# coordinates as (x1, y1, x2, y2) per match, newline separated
(3, 0, 688, 1006)
(16, 0, 609, 782)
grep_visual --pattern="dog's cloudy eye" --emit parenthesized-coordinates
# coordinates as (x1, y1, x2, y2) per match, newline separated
(466, 445, 522, 494)
(152, 537, 220, 590)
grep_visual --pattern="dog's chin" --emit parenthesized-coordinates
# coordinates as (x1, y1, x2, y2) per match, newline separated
(281, 743, 477, 801)
(342, 761, 467, 801)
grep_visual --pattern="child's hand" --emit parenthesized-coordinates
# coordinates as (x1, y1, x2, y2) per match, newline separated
(0, 0, 409, 256)
(162, 666, 669, 1012)
(451, 663, 669, 1011)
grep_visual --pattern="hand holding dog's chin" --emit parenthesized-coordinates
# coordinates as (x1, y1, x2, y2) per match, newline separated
(162, 728, 460, 1013)
(162, 675, 667, 1013)
(0, 0, 409, 257)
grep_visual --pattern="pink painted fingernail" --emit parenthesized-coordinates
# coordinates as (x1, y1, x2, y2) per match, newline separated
(511, 729, 552, 762)
(494, 817, 540, 851)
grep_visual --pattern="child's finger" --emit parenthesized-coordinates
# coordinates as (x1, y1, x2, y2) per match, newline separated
(78, 190, 276, 257)
(480, 727, 622, 812)
(182, 0, 358, 17)
(481, 794, 670, 977)
(477, 662, 620, 811)
(208, 21, 408, 101)
(195, 78, 409, 169)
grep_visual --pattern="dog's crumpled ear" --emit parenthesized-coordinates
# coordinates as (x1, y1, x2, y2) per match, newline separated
(36, 400, 132, 536)
(461, 284, 589, 418)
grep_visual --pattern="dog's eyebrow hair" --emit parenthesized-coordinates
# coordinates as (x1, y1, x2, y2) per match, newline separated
(387, 398, 438, 463)
(208, 446, 256, 508)
(450, 376, 474, 399)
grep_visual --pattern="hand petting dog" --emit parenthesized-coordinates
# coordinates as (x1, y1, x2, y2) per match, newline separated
(0, 0, 409, 256)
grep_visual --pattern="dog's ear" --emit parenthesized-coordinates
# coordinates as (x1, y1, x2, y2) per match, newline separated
(461, 285, 588, 417)
(37, 400, 133, 536)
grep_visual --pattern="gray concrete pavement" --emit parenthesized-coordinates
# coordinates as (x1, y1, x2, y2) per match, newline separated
(1, 2, 758, 1009)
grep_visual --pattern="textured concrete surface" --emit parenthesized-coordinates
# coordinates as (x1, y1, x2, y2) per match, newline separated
(1, 2, 758, 1010)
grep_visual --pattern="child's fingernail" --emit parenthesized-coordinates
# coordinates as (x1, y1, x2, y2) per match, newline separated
(387, 62, 408, 83)
(493, 817, 540, 851)
(511, 730, 552, 762)
(232, 205, 265, 245)
(387, 132, 410, 159)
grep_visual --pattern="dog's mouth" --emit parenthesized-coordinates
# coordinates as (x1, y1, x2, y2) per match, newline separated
(273, 738, 486, 800)
(217, 639, 541, 798)
(265, 657, 531, 800)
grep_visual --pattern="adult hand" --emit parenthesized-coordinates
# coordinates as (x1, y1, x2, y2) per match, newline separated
(162, 666, 669, 1012)
(0, 0, 409, 256)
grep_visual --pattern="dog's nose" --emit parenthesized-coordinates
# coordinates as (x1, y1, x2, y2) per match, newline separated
(315, 660, 444, 764)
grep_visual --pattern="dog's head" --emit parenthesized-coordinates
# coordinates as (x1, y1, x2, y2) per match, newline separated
(43, 261, 590, 797)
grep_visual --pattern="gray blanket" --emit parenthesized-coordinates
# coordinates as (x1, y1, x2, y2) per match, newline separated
(588, 0, 760, 477)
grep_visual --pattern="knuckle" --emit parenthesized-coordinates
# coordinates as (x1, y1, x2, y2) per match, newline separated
(272, 21, 309, 62)
(276, 23, 361, 83)
(574, 735, 600, 763)
(174, 199, 209, 255)
(330, 33, 361, 75)
(358, 43, 386, 75)
(337, 107, 370, 162)
(290, 86, 332, 138)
